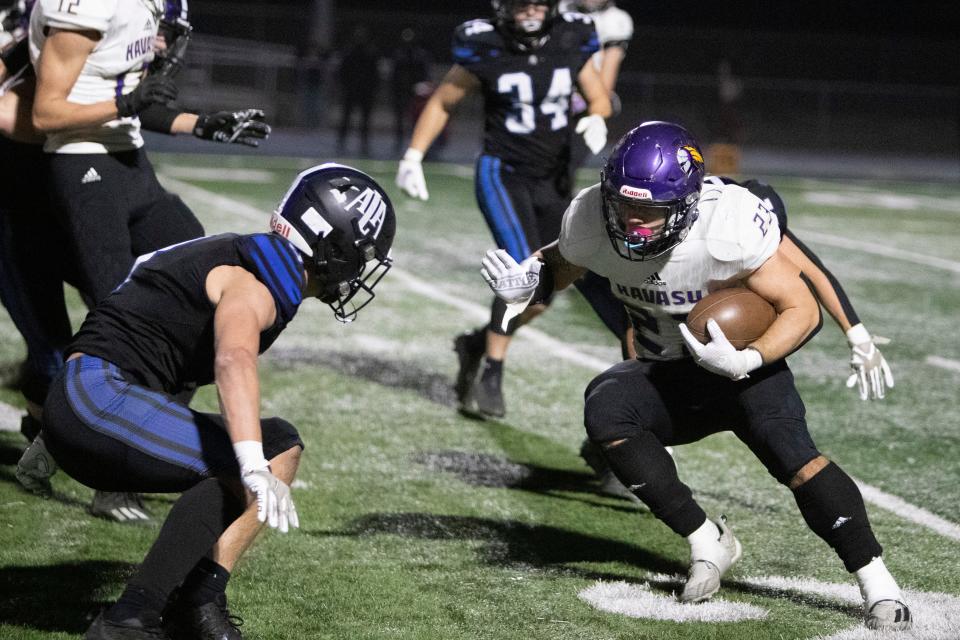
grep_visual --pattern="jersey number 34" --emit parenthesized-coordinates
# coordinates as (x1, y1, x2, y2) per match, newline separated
(498, 68, 572, 135)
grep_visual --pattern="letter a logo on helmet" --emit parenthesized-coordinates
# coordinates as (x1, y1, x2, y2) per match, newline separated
(272, 163, 397, 322)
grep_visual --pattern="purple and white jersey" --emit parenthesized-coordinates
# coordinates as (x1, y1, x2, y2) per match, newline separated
(559, 180, 780, 360)
(29, 0, 164, 153)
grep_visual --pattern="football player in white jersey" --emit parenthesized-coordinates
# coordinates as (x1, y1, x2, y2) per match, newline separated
(481, 121, 912, 631)
(561, 0, 632, 96)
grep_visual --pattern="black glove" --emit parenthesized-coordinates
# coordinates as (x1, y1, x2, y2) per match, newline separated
(115, 75, 178, 118)
(193, 109, 271, 147)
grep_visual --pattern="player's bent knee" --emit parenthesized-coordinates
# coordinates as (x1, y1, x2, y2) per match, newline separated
(789, 455, 830, 490)
(584, 378, 638, 443)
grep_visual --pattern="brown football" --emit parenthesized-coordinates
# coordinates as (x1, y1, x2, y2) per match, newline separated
(686, 288, 777, 348)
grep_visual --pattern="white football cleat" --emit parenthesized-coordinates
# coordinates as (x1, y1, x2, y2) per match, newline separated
(680, 516, 742, 603)
(865, 599, 912, 631)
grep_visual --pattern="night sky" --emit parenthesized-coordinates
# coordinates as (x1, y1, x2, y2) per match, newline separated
(218, 0, 959, 40)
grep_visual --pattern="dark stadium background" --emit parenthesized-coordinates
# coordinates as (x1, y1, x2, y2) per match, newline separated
(151, 0, 958, 178)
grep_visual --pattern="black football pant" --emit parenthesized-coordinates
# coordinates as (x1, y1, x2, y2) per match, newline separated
(584, 358, 818, 484)
(0, 140, 76, 404)
(46, 149, 205, 304)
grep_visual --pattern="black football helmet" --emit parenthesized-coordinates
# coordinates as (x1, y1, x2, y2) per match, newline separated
(271, 163, 396, 322)
(491, 0, 560, 50)
(149, 0, 192, 77)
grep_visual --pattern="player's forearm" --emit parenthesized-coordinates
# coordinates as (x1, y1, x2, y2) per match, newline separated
(407, 95, 450, 154)
(0, 82, 43, 143)
(31, 96, 118, 133)
(215, 347, 264, 445)
(599, 47, 625, 92)
(749, 301, 820, 363)
(539, 242, 587, 291)
(170, 112, 198, 135)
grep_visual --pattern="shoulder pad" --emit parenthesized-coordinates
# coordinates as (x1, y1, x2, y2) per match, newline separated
(452, 19, 501, 66)
(595, 6, 634, 45)
(704, 184, 779, 263)
(556, 12, 600, 57)
(37, 0, 117, 33)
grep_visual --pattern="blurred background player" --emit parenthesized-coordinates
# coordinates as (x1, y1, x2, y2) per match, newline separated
(10, 0, 269, 524)
(41, 164, 395, 640)
(388, 27, 431, 153)
(561, 0, 636, 357)
(395, 0, 611, 419)
(336, 24, 380, 156)
(480, 121, 911, 631)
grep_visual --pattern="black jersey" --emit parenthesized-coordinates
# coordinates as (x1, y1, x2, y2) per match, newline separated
(69, 233, 305, 394)
(453, 13, 599, 177)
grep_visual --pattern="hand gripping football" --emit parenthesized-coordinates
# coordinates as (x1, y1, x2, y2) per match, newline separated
(686, 288, 777, 349)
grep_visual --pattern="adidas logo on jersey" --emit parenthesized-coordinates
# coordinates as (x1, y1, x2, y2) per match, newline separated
(832, 516, 852, 530)
(81, 168, 101, 184)
(643, 272, 667, 286)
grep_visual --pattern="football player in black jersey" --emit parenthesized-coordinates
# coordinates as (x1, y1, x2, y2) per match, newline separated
(37, 164, 395, 640)
(396, 0, 611, 419)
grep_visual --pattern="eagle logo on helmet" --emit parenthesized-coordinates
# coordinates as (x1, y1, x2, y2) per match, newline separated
(676, 145, 704, 176)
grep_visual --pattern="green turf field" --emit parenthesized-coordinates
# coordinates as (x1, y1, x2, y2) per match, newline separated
(1, 154, 958, 639)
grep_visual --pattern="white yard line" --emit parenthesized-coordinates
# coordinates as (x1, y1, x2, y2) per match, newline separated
(926, 355, 960, 373)
(157, 166, 275, 183)
(159, 174, 960, 543)
(790, 226, 960, 274)
(0, 400, 22, 431)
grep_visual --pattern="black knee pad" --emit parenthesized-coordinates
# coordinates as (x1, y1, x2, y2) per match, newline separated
(583, 365, 640, 443)
(792, 462, 882, 572)
(261, 416, 304, 460)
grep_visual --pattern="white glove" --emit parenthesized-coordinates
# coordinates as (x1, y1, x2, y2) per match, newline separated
(575, 114, 607, 155)
(242, 468, 299, 533)
(480, 248, 542, 331)
(845, 323, 894, 400)
(396, 148, 429, 200)
(234, 440, 298, 532)
(16, 433, 58, 497)
(679, 319, 764, 380)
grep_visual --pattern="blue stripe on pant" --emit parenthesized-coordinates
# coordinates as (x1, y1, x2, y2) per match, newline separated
(63, 356, 232, 476)
(475, 155, 531, 261)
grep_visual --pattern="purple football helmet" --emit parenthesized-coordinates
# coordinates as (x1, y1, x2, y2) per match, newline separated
(600, 121, 705, 261)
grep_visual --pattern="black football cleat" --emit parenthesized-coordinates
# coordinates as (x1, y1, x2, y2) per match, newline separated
(86, 612, 169, 639)
(164, 593, 243, 640)
(470, 366, 506, 419)
(90, 491, 154, 525)
(453, 330, 485, 403)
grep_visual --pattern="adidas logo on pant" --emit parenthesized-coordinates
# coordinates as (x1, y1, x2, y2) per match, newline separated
(81, 167, 101, 184)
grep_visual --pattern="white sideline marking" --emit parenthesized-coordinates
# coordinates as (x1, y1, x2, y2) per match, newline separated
(790, 226, 960, 274)
(579, 580, 767, 622)
(159, 166, 275, 183)
(580, 574, 960, 638)
(159, 175, 960, 543)
(0, 400, 22, 431)
(926, 355, 960, 373)
(854, 481, 960, 543)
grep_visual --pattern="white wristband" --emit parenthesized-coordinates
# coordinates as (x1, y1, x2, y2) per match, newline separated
(233, 440, 269, 475)
(845, 323, 871, 346)
(402, 148, 424, 163)
(744, 347, 764, 373)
